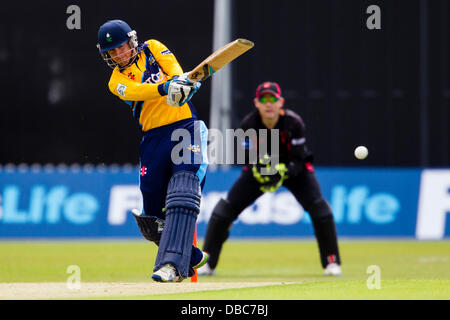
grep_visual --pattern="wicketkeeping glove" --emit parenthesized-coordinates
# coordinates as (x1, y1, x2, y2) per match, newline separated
(252, 155, 289, 193)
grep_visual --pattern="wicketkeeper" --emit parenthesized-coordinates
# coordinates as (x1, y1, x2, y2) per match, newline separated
(97, 19, 209, 282)
(198, 82, 342, 276)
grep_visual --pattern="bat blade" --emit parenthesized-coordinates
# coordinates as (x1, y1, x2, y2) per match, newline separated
(187, 38, 254, 82)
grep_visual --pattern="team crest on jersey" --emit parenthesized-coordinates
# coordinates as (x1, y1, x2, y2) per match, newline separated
(140, 166, 148, 176)
(127, 72, 136, 80)
(116, 83, 127, 97)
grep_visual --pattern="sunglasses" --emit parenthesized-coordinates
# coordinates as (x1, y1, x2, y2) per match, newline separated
(259, 96, 279, 104)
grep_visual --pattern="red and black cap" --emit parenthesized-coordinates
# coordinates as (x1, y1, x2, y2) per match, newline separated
(255, 81, 282, 98)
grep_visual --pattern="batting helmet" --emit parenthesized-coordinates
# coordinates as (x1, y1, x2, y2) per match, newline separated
(97, 19, 139, 69)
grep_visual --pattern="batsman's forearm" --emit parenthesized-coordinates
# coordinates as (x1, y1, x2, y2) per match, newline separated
(108, 77, 165, 101)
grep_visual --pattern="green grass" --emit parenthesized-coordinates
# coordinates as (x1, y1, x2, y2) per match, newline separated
(139, 279, 449, 300)
(0, 240, 449, 299)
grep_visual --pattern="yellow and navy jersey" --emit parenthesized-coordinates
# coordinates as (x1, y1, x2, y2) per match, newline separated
(107, 39, 197, 131)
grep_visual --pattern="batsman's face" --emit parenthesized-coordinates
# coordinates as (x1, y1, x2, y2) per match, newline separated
(254, 94, 284, 120)
(108, 42, 133, 66)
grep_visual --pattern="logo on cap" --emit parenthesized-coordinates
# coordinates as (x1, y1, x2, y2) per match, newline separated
(106, 33, 112, 42)
(256, 81, 281, 98)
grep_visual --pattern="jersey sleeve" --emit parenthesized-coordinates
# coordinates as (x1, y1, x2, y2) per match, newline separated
(287, 110, 314, 171)
(108, 67, 165, 101)
(147, 39, 184, 78)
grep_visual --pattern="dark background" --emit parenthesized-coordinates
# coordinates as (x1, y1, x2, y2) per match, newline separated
(0, 0, 448, 167)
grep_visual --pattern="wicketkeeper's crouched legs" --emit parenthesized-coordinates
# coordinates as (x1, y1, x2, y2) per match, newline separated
(203, 168, 263, 270)
(153, 171, 201, 279)
(203, 199, 237, 269)
(308, 199, 341, 268)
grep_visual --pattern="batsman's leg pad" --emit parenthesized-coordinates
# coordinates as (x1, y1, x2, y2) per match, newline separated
(154, 171, 201, 278)
(203, 199, 236, 269)
(132, 211, 164, 245)
(308, 199, 341, 268)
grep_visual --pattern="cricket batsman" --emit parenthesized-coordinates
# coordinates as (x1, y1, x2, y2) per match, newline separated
(97, 19, 209, 282)
(198, 82, 342, 277)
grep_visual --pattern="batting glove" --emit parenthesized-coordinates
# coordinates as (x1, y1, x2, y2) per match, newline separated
(166, 77, 201, 107)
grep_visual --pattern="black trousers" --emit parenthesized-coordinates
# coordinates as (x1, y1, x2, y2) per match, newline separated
(203, 165, 341, 269)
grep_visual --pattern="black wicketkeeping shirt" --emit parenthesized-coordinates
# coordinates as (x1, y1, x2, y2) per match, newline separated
(239, 109, 313, 174)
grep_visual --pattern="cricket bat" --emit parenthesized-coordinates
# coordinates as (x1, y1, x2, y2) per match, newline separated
(187, 38, 254, 82)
